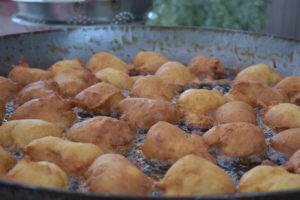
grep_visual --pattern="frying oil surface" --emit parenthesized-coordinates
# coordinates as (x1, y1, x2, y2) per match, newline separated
(2, 83, 285, 195)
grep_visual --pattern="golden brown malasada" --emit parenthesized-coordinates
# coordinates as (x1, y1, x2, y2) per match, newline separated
(130, 75, 144, 83)
(4, 157, 68, 189)
(0, 146, 16, 177)
(48, 58, 83, 74)
(95, 68, 133, 90)
(155, 61, 196, 89)
(156, 154, 235, 196)
(263, 103, 300, 130)
(235, 64, 282, 85)
(260, 159, 277, 167)
(227, 79, 288, 107)
(132, 51, 169, 74)
(8, 65, 53, 87)
(24, 136, 104, 174)
(85, 154, 151, 195)
(284, 149, 300, 174)
(203, 122, 266, 158)
(270, 128, 300, 155)
(53, 67, 98, 97)
(9, 95, 76, 128)
(14, 80, 60, 108)
(214, 101, 256, 124)
(87, 52, 130, 73)
(66, 116, 136, 153)
(0, 119, 64, 150)
(188, 56, 227, 80)
(74, 82, 125, 112)
(176, 89, 228, 128)
(117, 98, 183, 129)
(288, 94, 300, 105)
(141, 121, 214, 164)
(238, 165, 300, 193)
(0, 76, 19, 102)
(274, 76, 300, 103)
(129, 75, 177, 101)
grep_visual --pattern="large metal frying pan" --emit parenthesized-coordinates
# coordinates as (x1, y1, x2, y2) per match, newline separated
(0, 26, 300, 200)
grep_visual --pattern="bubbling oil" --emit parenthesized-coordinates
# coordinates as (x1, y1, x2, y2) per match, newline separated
(2, 83, 289, 196)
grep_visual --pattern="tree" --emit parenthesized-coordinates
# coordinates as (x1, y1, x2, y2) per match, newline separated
(147, 0, 271, 32)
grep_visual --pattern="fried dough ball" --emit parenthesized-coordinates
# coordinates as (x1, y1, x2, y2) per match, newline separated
(129, 75, 177, 101)
(132, 51, 169, 74)
(4, 157, 68, 189)
(263, 103, 300, 130)
(238, 165, 300, 193)
(274, 76, 300, 103)
(227, 79, 288, 107)
(155, 62, 196, 89)
(188, 56, 226, 80)
(118, 98, 183, 129)
(287, 94, 300, 105)
(270, 128, 300, 155)
(85, 154, 151, 195)
(261, 159, 277, 167)
(74, 82, 125, 112)
(141, 121, 214, 164)
(9, 95, 76, 128)
(66, 116, 136, 153)
(95, 68, 133, 90)
(54, 68, 98, 97)
(0, 76, 19, 102)
(214, 101, 256, 124)
(176, 89, 228, 127)
(0, 119, 63, 150)
(130, 75, 144, 83)
(0, 146, 16, 177)
(284, 149, 300, 174)
(87, 52, 130, 73)
(203, 122, 266, 158)
(24, 136, 103, 174)
(14, 80, 60, 108)
(8, 65, 53, 87)
(48, 58, 83, 74)
(156, 154, 235, 196)
(236, 64, 282, 85)
(0, 98, 5, 120)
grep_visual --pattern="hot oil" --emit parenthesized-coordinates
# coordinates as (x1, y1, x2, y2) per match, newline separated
(2, 83, 289, 196)
(68, 175, 87, 192)
(1, 101, 14, 125)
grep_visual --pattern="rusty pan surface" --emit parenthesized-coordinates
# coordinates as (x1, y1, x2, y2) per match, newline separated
(0, 26, 299, 76)
(0, 26, 300, 200)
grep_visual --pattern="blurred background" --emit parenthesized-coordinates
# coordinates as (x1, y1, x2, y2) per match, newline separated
(0, 0, 299, 40)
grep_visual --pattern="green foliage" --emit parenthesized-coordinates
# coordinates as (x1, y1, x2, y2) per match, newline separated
(147, 0, 271, 32)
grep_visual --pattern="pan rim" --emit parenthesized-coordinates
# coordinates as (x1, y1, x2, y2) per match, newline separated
(1, 25, 300, 43)
(1, 178, 300, 199)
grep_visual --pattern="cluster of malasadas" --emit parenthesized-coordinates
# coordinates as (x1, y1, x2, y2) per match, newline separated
(1, 51, 300, 196)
